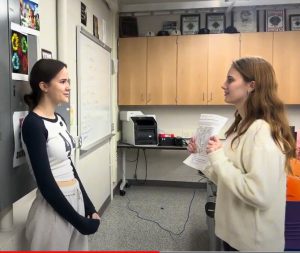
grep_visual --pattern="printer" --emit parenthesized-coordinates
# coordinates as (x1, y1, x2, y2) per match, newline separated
(120, 111, 158, 145)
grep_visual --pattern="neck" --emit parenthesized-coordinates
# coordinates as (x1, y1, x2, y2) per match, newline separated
(236, 103, 245, 119)
(34, 98, 56, 119)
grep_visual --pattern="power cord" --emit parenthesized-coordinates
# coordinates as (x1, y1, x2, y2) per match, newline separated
(126, 149, 139, 162)
(125, 188, 196, 240)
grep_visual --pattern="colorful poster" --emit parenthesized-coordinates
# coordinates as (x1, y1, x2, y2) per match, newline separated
(11, 23, 29, 81)
(13, 111, 28, 168)
(20, 0, 40, 35)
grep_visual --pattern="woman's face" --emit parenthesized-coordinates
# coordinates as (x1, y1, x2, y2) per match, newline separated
(46, 67, 70, 105)
(222, 67, 250, 106)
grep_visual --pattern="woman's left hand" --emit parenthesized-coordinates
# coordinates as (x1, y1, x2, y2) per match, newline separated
(206, 136, 222, 154)
(88, 212, 101, 220)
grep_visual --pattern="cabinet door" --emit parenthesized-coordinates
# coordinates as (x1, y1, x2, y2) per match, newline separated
(240, 32, 273, 63)
(208, 34, 240, 105)
(273, 31, 300, 104)
(118, 38, 147, 105)
(147, 36, 177, 105)
(177, 35, 208, 105)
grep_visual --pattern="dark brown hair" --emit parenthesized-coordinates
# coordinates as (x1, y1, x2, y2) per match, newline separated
(24, 59, 67, 110)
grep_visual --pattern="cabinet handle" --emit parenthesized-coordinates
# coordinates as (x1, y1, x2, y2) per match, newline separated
(203, 92, 205, 101)
(141, 93, 144, 102)
(209, 92, 212, 102)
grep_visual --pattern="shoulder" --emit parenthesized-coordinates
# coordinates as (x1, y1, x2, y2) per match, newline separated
(247, 119, 270, 134)
(245, 119, 277, 149)
(22, 112, 47, 137)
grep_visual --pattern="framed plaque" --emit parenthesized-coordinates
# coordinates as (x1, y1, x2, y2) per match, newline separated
(232, 8, 258, 33)
(180, 14, 200, 35)
(265, 9, 285, 32)
(206, 13, 226, 34)
(289, 14, 300, 31)
(41, 49, 52, 59)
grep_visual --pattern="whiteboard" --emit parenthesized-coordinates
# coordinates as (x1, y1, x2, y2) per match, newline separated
(77, 26, 112, 151)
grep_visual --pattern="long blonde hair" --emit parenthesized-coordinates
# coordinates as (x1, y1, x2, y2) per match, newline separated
(225, 57, 296, 174)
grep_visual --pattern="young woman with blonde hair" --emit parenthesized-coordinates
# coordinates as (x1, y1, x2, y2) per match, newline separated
(188, 57, 295, 251)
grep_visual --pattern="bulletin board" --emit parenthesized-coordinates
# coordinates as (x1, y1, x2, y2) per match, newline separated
(76, 26, 112, 151)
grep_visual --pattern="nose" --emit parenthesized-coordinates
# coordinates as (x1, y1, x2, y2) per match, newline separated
(66, 79, 71, 90)
(221, 82, 227, 90)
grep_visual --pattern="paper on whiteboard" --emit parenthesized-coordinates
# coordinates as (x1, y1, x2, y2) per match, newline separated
(183, 114, 228, 171)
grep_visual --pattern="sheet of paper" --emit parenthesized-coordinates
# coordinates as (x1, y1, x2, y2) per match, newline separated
(183, 114, 228, 171)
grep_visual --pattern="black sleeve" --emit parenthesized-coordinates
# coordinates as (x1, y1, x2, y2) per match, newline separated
(70, 159, 97, 217)
(22, 115, 99, 235)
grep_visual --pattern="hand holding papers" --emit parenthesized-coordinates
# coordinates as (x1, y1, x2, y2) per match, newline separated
(183, 114, 228, 171)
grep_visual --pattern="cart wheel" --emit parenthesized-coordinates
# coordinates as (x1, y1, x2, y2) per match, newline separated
(120, 190, 126, 196)
(125, 183, 130, 188)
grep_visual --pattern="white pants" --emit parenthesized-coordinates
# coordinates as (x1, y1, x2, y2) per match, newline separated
(25, 181, 88, 250)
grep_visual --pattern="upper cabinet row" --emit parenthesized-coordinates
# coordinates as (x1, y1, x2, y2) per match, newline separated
(118, 32, 300, 105)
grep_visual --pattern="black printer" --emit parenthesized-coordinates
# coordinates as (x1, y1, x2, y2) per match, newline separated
(120, 111, 158, 145)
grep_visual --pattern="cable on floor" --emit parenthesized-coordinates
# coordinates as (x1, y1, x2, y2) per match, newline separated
(125, 188, 196, 240)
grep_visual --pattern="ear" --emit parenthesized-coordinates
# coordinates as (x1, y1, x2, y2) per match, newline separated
(38, 82, 49, 93)
(249, 81, 255, 92)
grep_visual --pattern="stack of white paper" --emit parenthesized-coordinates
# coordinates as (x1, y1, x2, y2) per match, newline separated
(183, 114, 228, 171)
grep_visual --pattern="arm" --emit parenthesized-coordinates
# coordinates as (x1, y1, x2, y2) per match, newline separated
(208, 121, 285, 210)
(22, 116, 99, 234)
(202, 165, 218, 185)
(70, 160, 97, 217)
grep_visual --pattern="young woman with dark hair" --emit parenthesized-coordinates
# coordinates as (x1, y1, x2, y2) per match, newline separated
(22, 59, 100, 250)
(188, 57, 295, 251)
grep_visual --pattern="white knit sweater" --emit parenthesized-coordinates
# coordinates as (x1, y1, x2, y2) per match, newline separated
(203, 119, 286, 251)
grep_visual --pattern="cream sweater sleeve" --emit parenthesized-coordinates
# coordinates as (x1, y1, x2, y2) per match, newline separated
(202, 165, 218, 185)
(208, 120, 285, 210)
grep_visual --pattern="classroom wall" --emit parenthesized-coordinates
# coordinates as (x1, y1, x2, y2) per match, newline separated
(117, 3, 300, 183)
(118, 105, 300, 182)
(122, 4, 300, 36)
(62, 0, 116, 213)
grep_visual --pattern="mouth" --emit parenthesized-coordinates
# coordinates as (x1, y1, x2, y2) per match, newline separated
(64, 94, 70, 97)
(224, 92, 229, 96)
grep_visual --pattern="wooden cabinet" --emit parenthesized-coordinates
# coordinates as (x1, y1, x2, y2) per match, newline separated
(118, 37, 147, 105)
(240, 32, 273, 63)
(207, 34, 240, 105)
(177, 35, 208, 105)
(118, 32, 300, 106)
(147, 36, 177, 105)
(273, 31, 300, 104)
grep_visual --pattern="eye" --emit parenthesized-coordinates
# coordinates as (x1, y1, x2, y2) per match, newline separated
(59, 79, 71, 84)
(227, 77, 234, 83)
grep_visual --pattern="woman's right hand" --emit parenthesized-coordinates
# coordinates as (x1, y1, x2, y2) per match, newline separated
(187, 137, 197, 153)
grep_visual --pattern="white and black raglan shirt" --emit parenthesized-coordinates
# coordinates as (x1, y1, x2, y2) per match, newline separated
(21, 111, 99, 235)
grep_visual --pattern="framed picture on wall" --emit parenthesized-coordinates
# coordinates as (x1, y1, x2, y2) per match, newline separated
(232, 8, 258, 33)
(41, 49, 52, 59)
(180, 14, 200, 35)
(265, 9, 285, 32)
(289, 14, 300, 31)
(93, 15, 99, 39)
(81, 2, 87, 26)
(206, 13, 226, 34)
